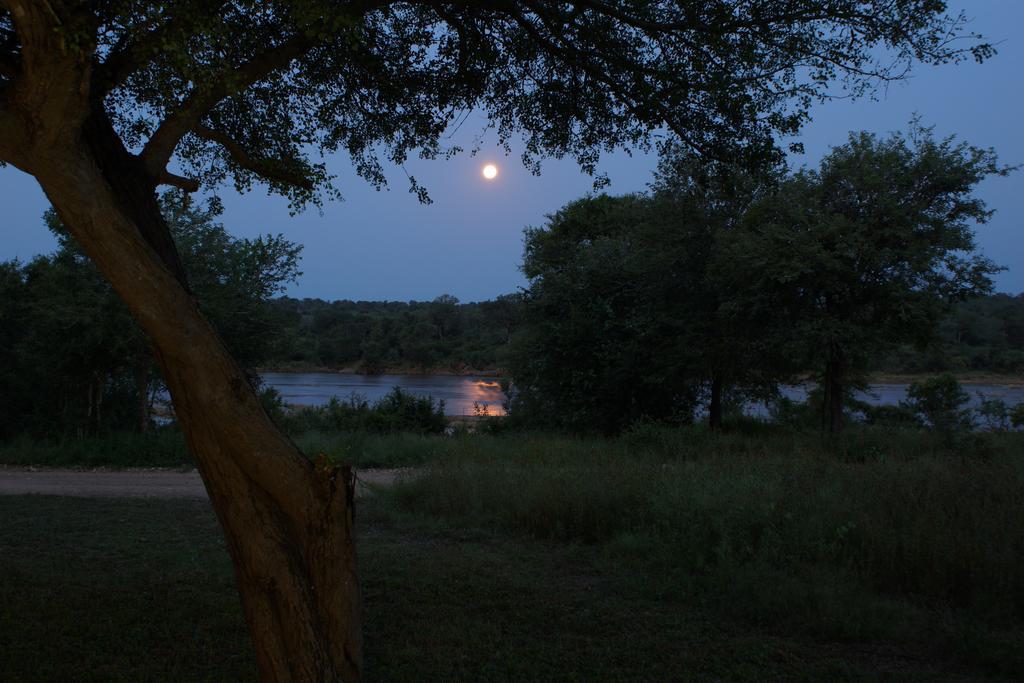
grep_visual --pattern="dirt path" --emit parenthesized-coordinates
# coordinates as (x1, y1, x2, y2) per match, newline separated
(0, 466, 404, 499)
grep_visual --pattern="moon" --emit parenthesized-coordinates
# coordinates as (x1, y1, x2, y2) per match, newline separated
(482, 163, 498, 180)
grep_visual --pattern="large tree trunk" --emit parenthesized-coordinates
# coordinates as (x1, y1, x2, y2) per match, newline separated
(823, 345, 845, 434)
(1, 7, 361, 676)
(708, 371, 723, 432)
(135, 359, 150, 434)
(33, 144, 363, 681)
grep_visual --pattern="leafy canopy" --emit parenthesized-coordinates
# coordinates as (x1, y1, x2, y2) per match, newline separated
(0, 197, 301, 437)
(721, 123, 1009, 382)
(0, 1, 993, 205)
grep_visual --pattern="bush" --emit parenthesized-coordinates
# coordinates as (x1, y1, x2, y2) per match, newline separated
(768, 395, 818, 429)
(258, 385, 289, 425)
(976, 396, 1012, 432)
(279, 387, 447, 435)
(903, 374, 972, 432)
(1012, 403, 1024, 430)
(369, 386, 448, 434)
(862, 403, 922, 428)
(0, 428, 190, 467)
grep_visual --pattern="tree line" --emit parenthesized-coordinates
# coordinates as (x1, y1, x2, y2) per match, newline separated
(0, 194, 300, 439)
(505, 125, 1012, 433)
(2, 127, 1020, 440)
(261, 290, 1023, 382)
(264, 293, 520, 373)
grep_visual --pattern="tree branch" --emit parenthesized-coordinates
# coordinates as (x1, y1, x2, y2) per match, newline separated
(139, 34, 314, 178)
(0, 105, 20, 165)
(0, 24, 17, 79)
(194, 124, 314, 190)
(95, 2, 229, 94)
(137, 0, 397, 180)
(508, 5, 676, 134)
(533, 0, 849, 38)
(155, 169, 200, 192)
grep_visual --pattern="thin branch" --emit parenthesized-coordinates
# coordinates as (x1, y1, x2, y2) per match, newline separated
(509, 5, 673, 132)
(156, 169, 200, 192)
(560, 0, 855, 38)
(138, 0, 396, 179)
(95, 3, 229, 94)
(194, 124, 314, 190)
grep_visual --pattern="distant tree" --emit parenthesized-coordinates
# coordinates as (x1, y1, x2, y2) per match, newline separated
(0, 260, 31, 438)
(510, 150, 791, 432)
(1, 200, 300, 436)
(723, 125, 1008, 432)
(0, 1, 992, 676)
(648, 147, 784, 429)
(428, 294, 461, 341)
(480, 293, 523, 346)
(19, 212, 150, 435)
(511, 194, 706, 431)
(157, 194, 303, 370)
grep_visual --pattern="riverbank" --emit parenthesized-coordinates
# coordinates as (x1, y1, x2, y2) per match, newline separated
(865, 371, 1024, 387)
(255, 363, 507, 377)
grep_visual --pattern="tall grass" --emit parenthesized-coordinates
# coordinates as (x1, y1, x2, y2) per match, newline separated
(0, 429, 190, 467)
(382, 427, 1024, 673)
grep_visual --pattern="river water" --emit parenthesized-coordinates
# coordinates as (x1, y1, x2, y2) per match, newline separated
(262, 373, 1023, 418)
(261, 372, 507, 416)
(758, 383, 1024, 419)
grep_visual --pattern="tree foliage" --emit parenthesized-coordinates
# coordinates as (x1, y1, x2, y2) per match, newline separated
(268, 295, 518, 372)
(1, 1, 992, 203)
(510, 194, 687, 431)
(722, 124, 1007, 430)
(902, 373, 972, 432)
(0, 197, 300, 438)
(510, 125, 1008, 433)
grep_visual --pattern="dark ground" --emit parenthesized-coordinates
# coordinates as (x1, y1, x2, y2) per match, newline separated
(0, 494, 1009, 682)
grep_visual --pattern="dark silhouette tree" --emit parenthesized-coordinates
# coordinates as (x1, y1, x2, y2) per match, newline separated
(0, 1, 993, 678)
(428, 294, 460, 341)
(1, 200, 300, 437)
(649, 147, 785, 430)
(723, 126, 1006, 433)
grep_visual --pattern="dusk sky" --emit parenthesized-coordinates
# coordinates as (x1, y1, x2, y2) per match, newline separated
(2, 0, 1021, 302)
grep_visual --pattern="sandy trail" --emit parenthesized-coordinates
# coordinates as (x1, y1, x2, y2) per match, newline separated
(0, 466, 404, 499)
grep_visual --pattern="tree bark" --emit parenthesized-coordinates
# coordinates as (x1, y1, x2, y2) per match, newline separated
(823, 345, 845, 434)
(708, 372, 723, 432)
(135, 359, 150, 434)
(32, 144, 363, 682)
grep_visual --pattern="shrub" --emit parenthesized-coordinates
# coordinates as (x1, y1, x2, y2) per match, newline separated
(259, 386, 289, 425)
(976, 396, 1012, 432)
(862, 403, 922, 428)
(769, 395, 818, 429)
(368, 387, 447, 434)
(903, 374, 972, 432)
(1012, 403, 1024, 430)
(279, 387, 447, 435)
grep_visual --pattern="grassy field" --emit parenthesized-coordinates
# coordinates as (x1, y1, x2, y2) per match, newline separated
(2, 427, 1023, 680)
(1, 494, 1014, 682)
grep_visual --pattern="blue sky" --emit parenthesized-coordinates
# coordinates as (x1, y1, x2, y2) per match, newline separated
(2, 0, 1021, 301)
